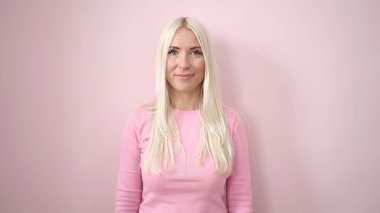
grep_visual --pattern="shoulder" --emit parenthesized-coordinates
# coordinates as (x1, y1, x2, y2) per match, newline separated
(121, 106, 154, 143)
(222, 105, 248, 140)
(128, 106, 154, 120)
(130, 106, 154, 119)
(124, 106, 154, 130)
(223, 105, 246, 125)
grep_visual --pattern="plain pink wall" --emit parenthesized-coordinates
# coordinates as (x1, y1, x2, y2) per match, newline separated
(1, 0, 379, 212)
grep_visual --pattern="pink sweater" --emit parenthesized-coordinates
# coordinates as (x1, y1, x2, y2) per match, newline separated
(115, 106, 253, 213)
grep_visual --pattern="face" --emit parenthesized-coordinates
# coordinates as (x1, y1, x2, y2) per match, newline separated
(166, 27, 205, 96)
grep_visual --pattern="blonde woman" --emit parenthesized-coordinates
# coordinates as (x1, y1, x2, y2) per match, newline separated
(115, 17, 253, 213)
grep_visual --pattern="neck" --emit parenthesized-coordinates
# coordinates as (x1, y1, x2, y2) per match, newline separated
(169, 89, 201, 110)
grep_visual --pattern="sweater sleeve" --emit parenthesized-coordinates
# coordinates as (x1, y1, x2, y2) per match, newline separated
(115, 112, 142, 212)
(226, 112, 253, 213)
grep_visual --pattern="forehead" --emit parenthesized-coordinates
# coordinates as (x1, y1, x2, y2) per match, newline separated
(170, 27, 200, 47)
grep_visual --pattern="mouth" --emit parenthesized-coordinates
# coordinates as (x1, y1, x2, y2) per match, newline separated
(175, 74, 194, 80)
(175, 74, 194, 77)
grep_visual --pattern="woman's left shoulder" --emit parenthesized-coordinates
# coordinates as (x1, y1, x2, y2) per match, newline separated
(222, 106, 249, 143)
(222, 105, 248, 128)
(223, 105, 244, 120)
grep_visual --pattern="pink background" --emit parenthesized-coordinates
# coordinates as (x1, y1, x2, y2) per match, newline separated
(1, 0, 379, 212)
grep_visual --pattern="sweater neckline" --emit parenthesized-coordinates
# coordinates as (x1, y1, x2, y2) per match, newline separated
(172, 107, 200, 115)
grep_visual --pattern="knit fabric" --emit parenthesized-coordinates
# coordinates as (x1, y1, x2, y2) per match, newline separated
(115, 106, 253, 213)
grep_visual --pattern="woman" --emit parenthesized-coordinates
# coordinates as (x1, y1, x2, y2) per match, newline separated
(115, 17, 253, 213)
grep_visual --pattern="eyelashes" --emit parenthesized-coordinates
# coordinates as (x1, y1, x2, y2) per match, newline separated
(168, 49, 203, 56)
(192, 50, 203, 56)
(168, 49, 178, 56)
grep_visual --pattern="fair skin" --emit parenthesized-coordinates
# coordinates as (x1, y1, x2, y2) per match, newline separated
(166, 27, 205, 110)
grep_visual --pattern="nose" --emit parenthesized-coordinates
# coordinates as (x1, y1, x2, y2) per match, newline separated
(178, 54, 190, 70)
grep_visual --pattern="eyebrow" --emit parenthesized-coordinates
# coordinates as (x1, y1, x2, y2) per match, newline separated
(169, 46, 202, 50)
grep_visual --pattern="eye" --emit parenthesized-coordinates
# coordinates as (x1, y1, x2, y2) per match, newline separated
(168, 49, 178, 56)
(191, 50, 203, 56)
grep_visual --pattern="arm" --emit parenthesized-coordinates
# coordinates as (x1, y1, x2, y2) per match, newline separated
(115, 112, 142, 213)
(226, 113, 253, 213)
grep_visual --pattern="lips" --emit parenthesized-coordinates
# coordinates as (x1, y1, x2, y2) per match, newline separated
(175, 74, 194, 77)
(175, 74, 194, 81)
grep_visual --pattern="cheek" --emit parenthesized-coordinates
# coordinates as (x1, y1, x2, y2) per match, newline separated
(166, 59, 176, 72)
(195, 59, 205, 73)
(165, 62, 173, 82)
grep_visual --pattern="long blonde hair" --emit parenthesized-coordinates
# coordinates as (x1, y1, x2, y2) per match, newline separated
(142, 17, 233, 176)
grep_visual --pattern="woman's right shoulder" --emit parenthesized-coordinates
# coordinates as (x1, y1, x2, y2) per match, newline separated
(125, 104, 155, 125)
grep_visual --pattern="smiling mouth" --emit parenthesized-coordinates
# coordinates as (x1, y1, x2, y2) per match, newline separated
(175, 74, 194, 77)
(175, 74, 194, 80)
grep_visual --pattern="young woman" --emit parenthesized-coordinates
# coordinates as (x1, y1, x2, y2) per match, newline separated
(115, 17, 253, 213)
